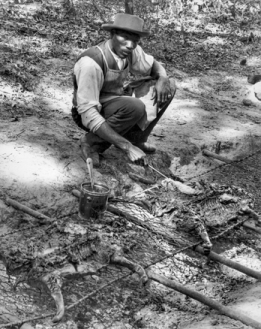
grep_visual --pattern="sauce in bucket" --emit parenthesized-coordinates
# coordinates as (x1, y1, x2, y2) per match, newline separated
(78, 182, 110, 220)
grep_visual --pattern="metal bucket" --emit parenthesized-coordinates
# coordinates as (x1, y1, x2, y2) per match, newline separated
(78, 182, 110, 220)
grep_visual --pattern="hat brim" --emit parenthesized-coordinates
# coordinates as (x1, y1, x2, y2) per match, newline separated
(102, 24, 150, 37)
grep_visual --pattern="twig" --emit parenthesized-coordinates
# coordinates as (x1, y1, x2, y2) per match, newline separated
(12, 129, 25, 139)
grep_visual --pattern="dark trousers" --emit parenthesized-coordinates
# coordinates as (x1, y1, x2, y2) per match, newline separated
(79, 95, 173, 152)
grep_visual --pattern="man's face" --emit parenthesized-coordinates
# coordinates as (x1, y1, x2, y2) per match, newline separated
(111, 29, 140, 59)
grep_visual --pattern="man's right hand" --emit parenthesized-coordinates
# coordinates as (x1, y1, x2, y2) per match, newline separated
(126, 144, 146, 162)
(96, 122, 146, 162)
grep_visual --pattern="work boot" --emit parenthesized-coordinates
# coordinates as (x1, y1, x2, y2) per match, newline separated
(134, 142, 156, 154)
(80, 133, 110, 167)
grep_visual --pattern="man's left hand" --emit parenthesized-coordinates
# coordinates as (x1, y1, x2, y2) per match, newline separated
(152, 77, 175, 106)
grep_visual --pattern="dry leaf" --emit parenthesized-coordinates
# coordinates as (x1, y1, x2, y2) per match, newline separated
(161, 178, 198, 195)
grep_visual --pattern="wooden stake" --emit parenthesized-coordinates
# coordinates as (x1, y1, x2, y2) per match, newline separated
(202, 149, 236, 164)
(5, 197, 54, 223)
(202, 149, 253, 171)
(195, 246, 261, 281)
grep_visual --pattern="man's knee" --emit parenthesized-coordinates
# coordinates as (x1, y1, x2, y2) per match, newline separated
(125, 98, 146, 121)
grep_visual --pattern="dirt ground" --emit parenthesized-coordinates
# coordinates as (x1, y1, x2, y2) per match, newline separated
(1, 2, 261, 329)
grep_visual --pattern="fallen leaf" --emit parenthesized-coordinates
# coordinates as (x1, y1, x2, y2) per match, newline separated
(161, 179, 198, 195)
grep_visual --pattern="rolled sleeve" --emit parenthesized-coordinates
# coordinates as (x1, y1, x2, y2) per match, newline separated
(130, 45, 154, 76)
(74, 57, 105, 132)
(81, 108, 105, 133)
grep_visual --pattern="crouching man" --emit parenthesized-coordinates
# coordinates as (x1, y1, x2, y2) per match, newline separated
(72, 13, 176, 166)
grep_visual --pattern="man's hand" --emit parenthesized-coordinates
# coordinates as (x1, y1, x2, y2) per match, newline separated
(126, 144, 146, 162)
(96, 122, 146, 163)
(151, 76, 174, 106)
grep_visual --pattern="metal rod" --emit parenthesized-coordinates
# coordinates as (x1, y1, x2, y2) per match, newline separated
(148, 164, 168, 179)
(130, 184, 159, 198)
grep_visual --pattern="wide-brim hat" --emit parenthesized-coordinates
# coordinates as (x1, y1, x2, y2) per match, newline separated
(102, 13, 150, 37)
